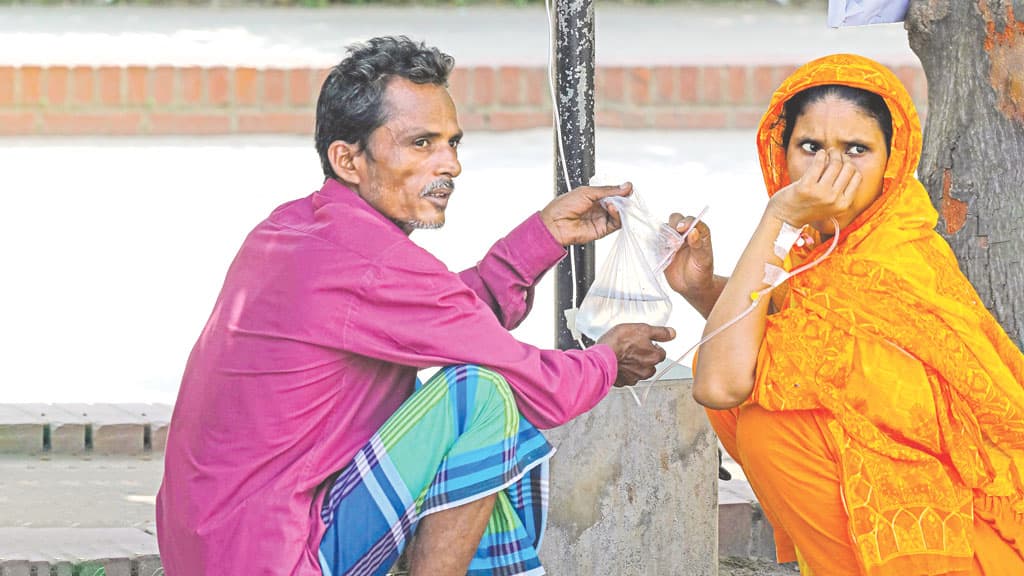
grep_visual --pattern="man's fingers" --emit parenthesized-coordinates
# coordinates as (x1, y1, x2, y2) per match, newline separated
(580, 182, 633, 201)
(648, 325, 676, 343)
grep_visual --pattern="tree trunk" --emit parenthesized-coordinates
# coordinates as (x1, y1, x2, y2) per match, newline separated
(906, 0, 1024, 349)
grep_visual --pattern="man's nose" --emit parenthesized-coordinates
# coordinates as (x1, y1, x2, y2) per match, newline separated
(437, 146, 461, 178)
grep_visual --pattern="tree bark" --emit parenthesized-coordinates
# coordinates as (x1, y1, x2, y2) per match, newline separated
(906, 0, 1024, 349)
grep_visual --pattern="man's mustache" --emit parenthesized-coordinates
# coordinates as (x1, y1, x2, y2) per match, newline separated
(421, 178, 455, 196)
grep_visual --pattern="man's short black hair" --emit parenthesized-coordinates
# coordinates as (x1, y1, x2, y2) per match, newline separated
(314, 36, 455, 179)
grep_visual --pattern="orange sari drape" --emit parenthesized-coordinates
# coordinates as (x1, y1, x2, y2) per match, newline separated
(721, 54, 1024, 575)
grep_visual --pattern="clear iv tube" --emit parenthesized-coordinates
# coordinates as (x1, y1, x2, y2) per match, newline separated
(638, 217, 842, 406)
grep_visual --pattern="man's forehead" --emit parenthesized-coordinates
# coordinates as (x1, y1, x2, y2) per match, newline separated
(380, 80, 457, 129)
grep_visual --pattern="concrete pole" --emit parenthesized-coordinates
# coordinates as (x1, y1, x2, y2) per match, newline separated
(553, 0, 596, 351)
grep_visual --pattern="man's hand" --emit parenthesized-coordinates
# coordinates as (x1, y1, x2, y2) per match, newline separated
(597, 323, 675, 387)
(539, 182, 632, 246)
(663, 214, 714, 300)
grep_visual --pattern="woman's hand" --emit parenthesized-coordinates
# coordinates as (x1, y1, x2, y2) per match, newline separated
(664, 214, 714, 298)
(768, 149, 863, 227)
(663, 214, 726, 319)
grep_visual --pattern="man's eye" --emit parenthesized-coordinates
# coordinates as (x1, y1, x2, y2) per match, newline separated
(800, 142, 820, 153)
(414, 139, 430, 148)
(449, 139, 460, 149)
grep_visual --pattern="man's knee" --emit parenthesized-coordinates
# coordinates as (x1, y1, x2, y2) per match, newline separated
(435, 365, 518, 427)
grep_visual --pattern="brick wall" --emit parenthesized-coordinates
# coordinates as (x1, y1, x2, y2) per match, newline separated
(0, 64, 928, 135)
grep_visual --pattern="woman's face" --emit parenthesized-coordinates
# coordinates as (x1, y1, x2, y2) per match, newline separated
(785, 95, 890, 235)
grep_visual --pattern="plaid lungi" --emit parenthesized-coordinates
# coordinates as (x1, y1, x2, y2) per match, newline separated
(317, 365, 554, 576)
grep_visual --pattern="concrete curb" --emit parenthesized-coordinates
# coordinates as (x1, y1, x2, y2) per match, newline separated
(0, 528, 161, 576)
(0, 404, 171, 455)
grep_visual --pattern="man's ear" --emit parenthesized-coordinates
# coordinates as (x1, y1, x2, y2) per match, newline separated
(327, 140, 365, 185)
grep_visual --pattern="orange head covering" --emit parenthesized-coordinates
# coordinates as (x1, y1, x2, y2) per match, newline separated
(751, 54, 1024, 575)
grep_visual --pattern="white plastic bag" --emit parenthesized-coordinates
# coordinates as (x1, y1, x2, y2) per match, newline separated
(574, 192, 685, 341)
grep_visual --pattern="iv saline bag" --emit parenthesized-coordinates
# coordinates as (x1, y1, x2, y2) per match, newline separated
(574, 192, 684, 341)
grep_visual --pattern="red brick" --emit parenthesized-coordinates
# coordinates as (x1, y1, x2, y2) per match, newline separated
(207, 67, 230, 106)
(487, 110, 550, 131)
(472, 67, 495, 106)
(237, 112, 313, 134)
(700, 66, 724, 104)
(774, 65, 800, 88)
(0, 111, 36, 134)
(47, 66, 69, 105)
(458, 111, 487, 131)
(677, 67, 699, 103)
(180, 67, 203, 105)
(733, 108, 766, 129)
(42, 112, 142, 135)
(595, 109, 648, 129)
(498, 67, 521, 106)
(288, 69, 313, 106)
(752, 65, 777, 104)
(629, 68, 652, 105)
(448, 68, 470, 106)
(71, 67, 95, 105)
(126, 66, 148, 105)
(153, 67, 175, 106)
(234, 67, 258, 106)
(148, 112, 231, 134)
(597, 67, 625, 104)
(263, 69, 286, 106)
(0, 67, 14, 106)
(652, 109, 729, 130)
(726, 66, 748, 104)
(98, 67, 122, 106)
(19, 66, 43, 104)
(313, 68, 331, 103)
(652, 66, 675, 104)
(701, 66, 724, 105)
(524, 68, 548, 107)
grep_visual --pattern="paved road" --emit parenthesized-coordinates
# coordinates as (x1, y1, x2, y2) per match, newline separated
(0, 4, 917, 67)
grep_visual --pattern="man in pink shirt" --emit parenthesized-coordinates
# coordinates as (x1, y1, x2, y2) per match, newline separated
(156, 36, 674, 576)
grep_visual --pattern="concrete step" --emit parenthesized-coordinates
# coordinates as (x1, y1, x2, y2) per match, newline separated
(0, 404, 171, 455)
(0, 528, 161, 576)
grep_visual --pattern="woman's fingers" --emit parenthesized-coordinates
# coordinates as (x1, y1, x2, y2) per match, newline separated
(830, 159, 858, 200)
(817, 149, 844, 185)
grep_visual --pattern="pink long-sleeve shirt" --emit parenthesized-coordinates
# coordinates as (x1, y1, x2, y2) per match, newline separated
(156, 179, 617, 575)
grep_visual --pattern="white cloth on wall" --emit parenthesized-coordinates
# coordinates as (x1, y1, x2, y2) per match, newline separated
(827, 0, 910, 28)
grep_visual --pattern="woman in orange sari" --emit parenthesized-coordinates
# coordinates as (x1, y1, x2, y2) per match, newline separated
(667, 54, 1024, 575)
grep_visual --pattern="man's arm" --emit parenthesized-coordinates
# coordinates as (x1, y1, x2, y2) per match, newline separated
(323, 238, 668, 429)
(457, 214, 564, 330)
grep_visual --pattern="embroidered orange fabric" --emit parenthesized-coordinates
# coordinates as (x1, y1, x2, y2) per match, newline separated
(751, 54, 1024, 574)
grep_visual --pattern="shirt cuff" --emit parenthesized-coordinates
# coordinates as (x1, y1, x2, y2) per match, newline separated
(502, 212, 568, 283)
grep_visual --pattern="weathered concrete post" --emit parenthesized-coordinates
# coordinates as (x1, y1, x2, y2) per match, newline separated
(541, 373, 718, 575)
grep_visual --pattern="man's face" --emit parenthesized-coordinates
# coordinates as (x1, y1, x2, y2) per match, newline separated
(354, 77, 463, 234)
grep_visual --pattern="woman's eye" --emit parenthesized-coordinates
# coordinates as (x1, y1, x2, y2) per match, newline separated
(847, 145, 868, 155)
(800, 142, 819, 153)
